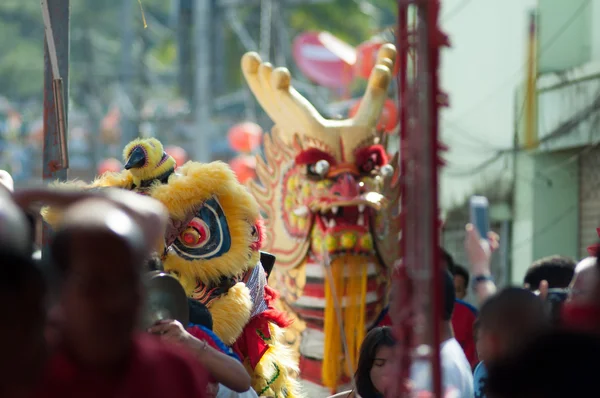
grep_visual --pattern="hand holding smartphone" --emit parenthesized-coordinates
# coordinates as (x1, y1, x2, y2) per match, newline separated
(469, 196, 490, 240)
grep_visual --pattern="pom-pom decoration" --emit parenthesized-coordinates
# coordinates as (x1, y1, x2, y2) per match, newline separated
(228, 154, 256, 184)
(227, 122, 263, 153)
(97, 158, 122, 175)
(165, 145, 188, 167)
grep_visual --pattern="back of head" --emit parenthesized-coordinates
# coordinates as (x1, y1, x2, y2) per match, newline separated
(0, 248, 46, 385)
(440, 248, 455, 273)
(49, 199, 148, 367)
(443, 269, 455, 321)
(524, 255, 575, 289)
(0, 188, 32, 257)
(188, 299, 213, 331)
(486, 330, 600, 398)
(50, 198, 146, 277)
(478, 287, 546, 355)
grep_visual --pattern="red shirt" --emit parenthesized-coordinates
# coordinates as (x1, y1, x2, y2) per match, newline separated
(451, 300, 478, 368)
(34, 334, 211, 398)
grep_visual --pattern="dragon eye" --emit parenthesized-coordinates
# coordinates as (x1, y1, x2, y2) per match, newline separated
(307, 159, 330, 178)
(179, 219, 210, 248)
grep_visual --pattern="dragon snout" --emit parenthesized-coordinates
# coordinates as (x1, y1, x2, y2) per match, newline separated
(330, 173, 360, 198)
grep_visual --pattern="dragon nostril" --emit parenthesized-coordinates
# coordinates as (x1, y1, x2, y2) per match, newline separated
(333, 192, 342, 196)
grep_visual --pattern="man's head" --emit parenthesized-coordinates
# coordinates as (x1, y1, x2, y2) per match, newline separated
(51, 199, 146, 367)
(475, 287, 547, 364)
(568, 257, 600, 304)
(524, 255, 575, 290)
(440, 247, 455, 273)
(486, 330, 600, 398)
(0, 249, 46, 387)
(452, 265, 469, 300)
(443, 269, 455, 322)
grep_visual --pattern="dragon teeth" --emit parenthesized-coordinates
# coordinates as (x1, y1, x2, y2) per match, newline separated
(328, 219, 336, 228)
(293, 206, 309, 217)
(331, 206, 339, 215)
(357, 214, 364, 226)
(358, 205, 366, 213)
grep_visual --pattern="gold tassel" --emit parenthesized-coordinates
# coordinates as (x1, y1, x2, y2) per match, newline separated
(322, 255, 369, 390)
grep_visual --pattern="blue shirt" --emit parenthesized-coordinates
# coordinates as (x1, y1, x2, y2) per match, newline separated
(473, 361, 488, 398)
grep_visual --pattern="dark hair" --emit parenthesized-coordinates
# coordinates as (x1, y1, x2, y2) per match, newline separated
(452, 264, 470, 286)
(0, 249, 45, 295)
(523, 255, 575, 289)
(146, 256, 164, 272)
(188, 299, 213, 331)
(477, 287, 546, 355)
(440, 248, 455, 273)
(355, 326, 395, 397)
(443, 270, 455, 321)
(486, 330, 600, 398)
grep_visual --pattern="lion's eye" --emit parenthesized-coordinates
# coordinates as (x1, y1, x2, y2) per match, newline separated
(179, 219, 210, 248)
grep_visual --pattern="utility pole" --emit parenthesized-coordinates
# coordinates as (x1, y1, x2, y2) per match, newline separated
(178, 0, 194, 105)
(120, 0, 137, 148)
(42, 0, 69, 250)
(193, 0, 213, 162)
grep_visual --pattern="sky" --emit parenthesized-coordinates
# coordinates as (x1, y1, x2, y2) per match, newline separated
(438, 0, 538, 209)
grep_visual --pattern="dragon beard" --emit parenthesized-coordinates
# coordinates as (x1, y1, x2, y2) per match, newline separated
(322, 255, 369, 387)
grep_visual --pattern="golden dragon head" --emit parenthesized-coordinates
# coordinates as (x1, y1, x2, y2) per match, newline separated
(243, 44, 400, 272)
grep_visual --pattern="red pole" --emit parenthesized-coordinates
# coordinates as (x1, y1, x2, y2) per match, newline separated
(392, 0, 448, 396)
(42, 0, 70, 252)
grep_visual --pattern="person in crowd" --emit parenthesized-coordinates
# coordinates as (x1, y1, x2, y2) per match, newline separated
(464, 224, 497, 306)
(562, 255, 600, 334)
(149, 303, 252, 395)
(338, 326, 396, 398)
(567, 256, 599, 304)
(21, 191, 212, 397)
(452, 265, 470, 301)
(0, 249, 47, 398)
(485, 330, 600, 398)
(440, 250, 478, 369)
(472, 287, 547, 398)
(410, 270, 474, 398)
(144, 255, 252, 395)
(376, 247, 479, 368)
(523, 255, 575, 292)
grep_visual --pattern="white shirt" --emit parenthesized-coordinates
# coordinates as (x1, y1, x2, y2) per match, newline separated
(410, 338, 474, 398)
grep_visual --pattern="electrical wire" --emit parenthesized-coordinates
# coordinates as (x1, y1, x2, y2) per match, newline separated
(446, 0, 592, 123)
(442, 0, 475, 22)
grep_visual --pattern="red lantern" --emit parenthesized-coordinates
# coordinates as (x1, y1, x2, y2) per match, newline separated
(349, 99, 398, 132)
(229, 155, 256, 184)
(354, 40, 400, 80)
(227, 122, 263, 153)
(97, 158, 122, 175)
(165, 145, 188, 166)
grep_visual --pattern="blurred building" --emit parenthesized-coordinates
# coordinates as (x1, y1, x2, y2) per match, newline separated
(512, 0, 600, 282)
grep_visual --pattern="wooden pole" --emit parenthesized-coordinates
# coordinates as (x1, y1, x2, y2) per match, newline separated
(42, 0, 69, 250)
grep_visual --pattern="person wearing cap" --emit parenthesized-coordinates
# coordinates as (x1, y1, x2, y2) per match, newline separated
(21, 192, 212, 398)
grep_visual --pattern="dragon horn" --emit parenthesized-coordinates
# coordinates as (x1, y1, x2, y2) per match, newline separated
(351, 44, 397, 127)
(270, 67, 325, 132)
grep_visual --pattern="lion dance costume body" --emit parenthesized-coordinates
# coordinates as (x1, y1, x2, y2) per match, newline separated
(241, 44, 400, 395)
(44, 138, 302, 397)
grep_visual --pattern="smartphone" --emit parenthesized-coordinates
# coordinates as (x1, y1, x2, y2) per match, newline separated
(469, 196, 490, 239)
